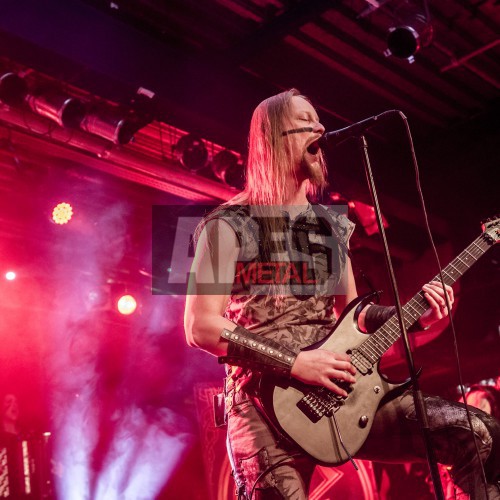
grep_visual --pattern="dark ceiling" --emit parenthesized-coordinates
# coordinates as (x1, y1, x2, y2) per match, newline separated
(0, 0, 498, 220)
(0, 0, 498, 385)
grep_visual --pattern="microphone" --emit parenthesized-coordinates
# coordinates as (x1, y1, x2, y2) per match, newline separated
(318, 111, 394, 148)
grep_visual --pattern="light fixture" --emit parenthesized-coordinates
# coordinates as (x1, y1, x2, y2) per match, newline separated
(26, 89, 86, 129)
(174, 133, 209, 171)
(5, 271, 16, 281)
(80, 107, 142, 145)
(212, 149, 245, 190)
(0, 72, 28, 106)
(116, 294, 137, 315)
(384, 1, 433, 63)
(52, 202, 74, 225)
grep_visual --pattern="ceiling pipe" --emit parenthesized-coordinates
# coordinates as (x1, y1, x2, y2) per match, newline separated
(440, 39, 500, 74)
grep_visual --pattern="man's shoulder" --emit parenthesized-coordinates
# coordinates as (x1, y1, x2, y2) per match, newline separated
(313, 203, 355, 240)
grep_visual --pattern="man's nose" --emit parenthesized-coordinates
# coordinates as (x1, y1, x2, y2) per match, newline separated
(313, 121, 325, 135)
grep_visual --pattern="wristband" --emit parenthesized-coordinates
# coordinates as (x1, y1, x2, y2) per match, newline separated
(218, 325, 297, 378)
(365, 304, 429, 333)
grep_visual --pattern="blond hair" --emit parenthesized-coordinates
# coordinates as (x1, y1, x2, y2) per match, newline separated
(232, 88, 326, 206)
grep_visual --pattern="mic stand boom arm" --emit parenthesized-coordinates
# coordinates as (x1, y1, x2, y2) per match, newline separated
(356, 134, 444, 500)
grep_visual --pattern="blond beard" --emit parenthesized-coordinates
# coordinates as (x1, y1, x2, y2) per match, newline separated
(301, 154, 326, 188)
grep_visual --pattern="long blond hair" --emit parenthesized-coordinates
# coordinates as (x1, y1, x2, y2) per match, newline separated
(232, 88, 326, 206)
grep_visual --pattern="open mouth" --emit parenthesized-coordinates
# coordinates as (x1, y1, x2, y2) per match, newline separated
(307, 139, 320, 155)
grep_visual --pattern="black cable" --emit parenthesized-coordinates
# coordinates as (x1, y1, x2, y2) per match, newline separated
(397, 110, 490, 499)
(248, 452, 302, 500)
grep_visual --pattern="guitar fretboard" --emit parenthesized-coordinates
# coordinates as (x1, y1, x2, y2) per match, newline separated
(357, 232, 495, 364)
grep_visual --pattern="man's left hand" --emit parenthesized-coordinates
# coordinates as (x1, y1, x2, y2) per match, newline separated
(419, 280, 454, 329)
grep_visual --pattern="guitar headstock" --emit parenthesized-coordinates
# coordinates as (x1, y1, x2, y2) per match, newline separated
(482, 215, 500, 244)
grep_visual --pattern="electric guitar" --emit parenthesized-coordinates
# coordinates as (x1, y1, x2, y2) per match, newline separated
(257, 217, 500, 466)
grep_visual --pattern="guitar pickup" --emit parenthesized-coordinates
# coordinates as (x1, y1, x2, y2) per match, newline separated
(349, 348, 373, 375)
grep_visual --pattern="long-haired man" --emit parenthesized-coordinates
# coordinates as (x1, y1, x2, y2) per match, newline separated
(185, 89, 499, 499)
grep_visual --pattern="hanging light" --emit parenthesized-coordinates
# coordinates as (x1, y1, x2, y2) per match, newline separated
(212, 149, 245, 190)
(384, 1, 433, 63)
(0, 72, 28, 107)
(80, 107, 142, 145)
(26, 89, 86, 129)
(174, 133, 209, 171)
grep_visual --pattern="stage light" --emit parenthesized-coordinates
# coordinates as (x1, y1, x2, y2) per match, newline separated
(26, 90, 86, 129)
(52, 202, 73, 225)
(117, 294, 137, 315)
(384, 1, 433, 63)
(5, 271, 16, 281)
(212, 149, 245, 190)
(174, 133, 208, 171)
(80, 108, 142, 145)
(0, 72, 28, 106)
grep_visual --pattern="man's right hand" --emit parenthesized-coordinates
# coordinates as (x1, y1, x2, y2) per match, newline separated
(290, 350, 356, 397)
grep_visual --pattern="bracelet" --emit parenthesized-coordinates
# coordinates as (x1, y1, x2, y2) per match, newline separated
(218, 326, 297, 378)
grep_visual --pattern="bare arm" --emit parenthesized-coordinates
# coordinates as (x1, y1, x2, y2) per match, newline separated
(184, 218, 239, 357)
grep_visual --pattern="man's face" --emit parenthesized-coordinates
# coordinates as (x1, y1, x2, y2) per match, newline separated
(285, 96, 326, 186)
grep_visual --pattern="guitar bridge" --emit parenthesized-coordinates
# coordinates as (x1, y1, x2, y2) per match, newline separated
(297, 386, 347, 423)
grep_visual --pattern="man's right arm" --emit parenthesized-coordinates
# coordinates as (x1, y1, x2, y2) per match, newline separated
(184, 218, 239, 357)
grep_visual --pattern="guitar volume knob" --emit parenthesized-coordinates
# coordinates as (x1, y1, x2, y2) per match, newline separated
(359, 415, 369, 428)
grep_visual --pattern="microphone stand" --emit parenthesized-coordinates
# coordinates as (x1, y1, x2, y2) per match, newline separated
(356, 135, 444, 500)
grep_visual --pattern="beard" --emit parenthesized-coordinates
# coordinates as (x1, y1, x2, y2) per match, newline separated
(300, 153, 327, 188)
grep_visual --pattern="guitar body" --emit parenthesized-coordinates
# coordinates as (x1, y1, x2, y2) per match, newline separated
(258, 298, 405, 466)
(255, 216, 498, 466)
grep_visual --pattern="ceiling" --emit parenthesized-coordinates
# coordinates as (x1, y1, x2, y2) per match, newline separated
(0, 0, 498, 218)
(0, 0, 498, 384)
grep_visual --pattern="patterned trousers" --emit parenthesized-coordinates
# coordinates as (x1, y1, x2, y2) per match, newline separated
(225, 389, 500, 500)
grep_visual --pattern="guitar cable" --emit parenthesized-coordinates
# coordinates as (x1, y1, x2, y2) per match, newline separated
(328, 412, 358, 471)
(398, 111, 490, 499)
(248, 452, 302, 500)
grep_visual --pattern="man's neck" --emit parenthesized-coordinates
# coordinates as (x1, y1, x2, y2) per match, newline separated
(283, 179, 309, 206)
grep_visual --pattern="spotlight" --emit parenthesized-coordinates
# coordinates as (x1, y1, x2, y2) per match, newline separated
(384, 1, 433, 63)
(26, 90, 86, 129)
(5, 271, 16, 281)
(52, 202, 73, 225)
(0, 73, 28, 107)
(212, 149, 245, 190)
(174, 133, 208, 171)
(116, 294, 137, 315)
(80, 108, 143, 145)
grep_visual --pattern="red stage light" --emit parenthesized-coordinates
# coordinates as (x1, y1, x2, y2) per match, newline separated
(116, 294, 137, 315)
(5, 271, 16, 280)
(52, 202, 73, 225)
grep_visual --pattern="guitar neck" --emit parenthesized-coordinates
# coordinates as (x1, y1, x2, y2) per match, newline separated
(360, 232, 495, 362)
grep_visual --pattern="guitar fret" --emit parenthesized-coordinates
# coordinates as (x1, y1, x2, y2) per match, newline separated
(368, 333, 391, 351)
(353, 226, 497, 366)
(447, 262, 462, 278)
